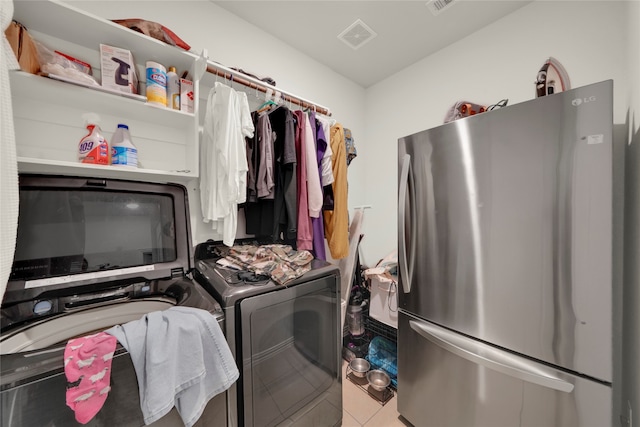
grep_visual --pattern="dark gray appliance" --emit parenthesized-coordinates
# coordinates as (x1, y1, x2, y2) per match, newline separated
(194, 241, 342, 427)
(1, 175, 228, 427)
(397, 80, 615, 426)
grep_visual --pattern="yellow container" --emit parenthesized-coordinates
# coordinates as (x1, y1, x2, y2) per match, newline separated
(146, 61, 167, 107)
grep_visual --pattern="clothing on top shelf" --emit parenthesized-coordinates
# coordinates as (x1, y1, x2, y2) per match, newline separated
(200, 82, 254, 247)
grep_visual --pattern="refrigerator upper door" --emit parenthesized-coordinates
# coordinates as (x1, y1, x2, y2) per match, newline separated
(397, 80, 613, 383)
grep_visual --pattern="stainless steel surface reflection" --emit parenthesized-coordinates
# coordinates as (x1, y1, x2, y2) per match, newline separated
(397, 80, 615, 427)
(398, 81, 613, 382)
(398, 312, 611, 427)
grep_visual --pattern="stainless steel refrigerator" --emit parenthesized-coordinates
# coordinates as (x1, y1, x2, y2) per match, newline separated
(397, 80, 614, 427)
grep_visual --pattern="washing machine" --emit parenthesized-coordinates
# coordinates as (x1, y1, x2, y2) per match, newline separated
(0, 175, 228, 427)
(194, 240, 343, 427)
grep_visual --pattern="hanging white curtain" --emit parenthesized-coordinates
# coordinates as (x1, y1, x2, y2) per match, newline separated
(0, 0, 20, 303)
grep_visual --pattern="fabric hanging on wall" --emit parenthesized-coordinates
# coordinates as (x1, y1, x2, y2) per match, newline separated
(323, 123, 349, 259)
(0, 0, 20, 304)
(200, 82, 254, 247)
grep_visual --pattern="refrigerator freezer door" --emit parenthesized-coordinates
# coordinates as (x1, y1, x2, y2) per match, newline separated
(409, 318, 574, 393)
(397, 80, 613, 382)
(398, 312, 612, 427)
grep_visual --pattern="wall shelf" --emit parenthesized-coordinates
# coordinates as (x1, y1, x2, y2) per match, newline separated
(10, 0, 200, 183)
(17, 157, 196, 184)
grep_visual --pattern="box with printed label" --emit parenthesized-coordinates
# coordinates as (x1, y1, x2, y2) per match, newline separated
(100, 44, 138, 94)
(180, 78, 194, 113)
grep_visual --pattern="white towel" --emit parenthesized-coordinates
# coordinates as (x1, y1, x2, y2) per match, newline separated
(0, 0, 20, 304)
(106, 306, 239, 427)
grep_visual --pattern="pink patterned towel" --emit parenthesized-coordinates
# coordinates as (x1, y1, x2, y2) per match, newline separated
(64, 331, 117, 424)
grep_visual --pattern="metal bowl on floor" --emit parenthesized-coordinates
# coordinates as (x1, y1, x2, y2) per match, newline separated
(366, 369, 391, 391)
(349, 358, 370, 378)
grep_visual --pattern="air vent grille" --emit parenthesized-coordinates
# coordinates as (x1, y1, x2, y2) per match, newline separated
(337, 19, 377, 51)
(426, 0, 456, 15)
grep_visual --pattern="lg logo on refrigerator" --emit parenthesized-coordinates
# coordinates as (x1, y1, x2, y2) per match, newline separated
(572, 96, 597, 106)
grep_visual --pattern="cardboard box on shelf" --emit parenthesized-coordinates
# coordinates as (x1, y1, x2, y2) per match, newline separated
(100, 44, 138, 94)
(180, 78, 194, 113)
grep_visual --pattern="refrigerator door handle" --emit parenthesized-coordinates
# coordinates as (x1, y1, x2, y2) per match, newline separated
(409, 319, 575, 393)
(398, 153, 413, 293)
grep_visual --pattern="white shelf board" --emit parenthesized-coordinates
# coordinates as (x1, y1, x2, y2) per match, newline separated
(18, 157, 197, 184)
(12, 0, 198, 72)
(10, 71, 194, 128)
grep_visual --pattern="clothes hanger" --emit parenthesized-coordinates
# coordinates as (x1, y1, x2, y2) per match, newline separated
(257, 99, 277, 114)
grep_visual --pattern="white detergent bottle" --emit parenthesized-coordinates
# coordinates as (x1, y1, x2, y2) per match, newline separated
(110, 124, 138, 167)
(78, 113, 109, 165)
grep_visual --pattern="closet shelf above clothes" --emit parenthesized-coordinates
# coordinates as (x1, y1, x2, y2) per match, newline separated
(203, 61, 332, 117)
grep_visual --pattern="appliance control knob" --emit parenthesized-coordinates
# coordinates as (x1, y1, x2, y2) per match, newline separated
(33, 300, 53, 315)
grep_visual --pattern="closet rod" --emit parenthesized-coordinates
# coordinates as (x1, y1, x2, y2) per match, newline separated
(205, 62, 332, 117)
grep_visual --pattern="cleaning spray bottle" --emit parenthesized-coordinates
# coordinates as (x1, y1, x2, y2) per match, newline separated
(110, 123, 138, 167)
(78, 113, 109, 165)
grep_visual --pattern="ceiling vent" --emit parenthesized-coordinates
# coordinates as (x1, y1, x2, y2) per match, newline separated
(338, 19, 377, 51)
(426, 0, 456, 16)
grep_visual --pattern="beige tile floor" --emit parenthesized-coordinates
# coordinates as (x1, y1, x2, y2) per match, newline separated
(341, 360, 411, 427)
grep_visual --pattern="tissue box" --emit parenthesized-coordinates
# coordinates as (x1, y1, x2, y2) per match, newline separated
(100, 44, 138, 94)
(180, 78, 194, 113)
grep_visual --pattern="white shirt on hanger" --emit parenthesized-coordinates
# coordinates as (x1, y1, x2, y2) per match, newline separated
(303, 113, 322, 218)
(315, 115, 335, 187)
(200, 82, 254, 246)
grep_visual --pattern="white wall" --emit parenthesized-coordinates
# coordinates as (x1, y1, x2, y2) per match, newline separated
(360, 0, 629, 267)
(71, 0, 368, 245)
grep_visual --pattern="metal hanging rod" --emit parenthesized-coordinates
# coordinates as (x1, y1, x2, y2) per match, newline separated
(205, 61, 332, 117)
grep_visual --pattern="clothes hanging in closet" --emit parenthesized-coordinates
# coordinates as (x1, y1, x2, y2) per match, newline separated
(241, 103, 351, 260)
(200, 82, 254, 247)
(323, 123, 349, 259)
(309, 111, 327, 261)
(316, 115, 335, 210)
(344, 127, 358, 165)
(293, 110, 312, 251)
(244, 106, 297, 242)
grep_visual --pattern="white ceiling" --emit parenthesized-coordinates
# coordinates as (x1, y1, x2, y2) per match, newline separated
(213, 0, 534, 87)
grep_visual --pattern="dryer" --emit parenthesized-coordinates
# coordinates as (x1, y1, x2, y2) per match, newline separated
(1, 175, 228, 427)
(194, 241, 343, 427)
